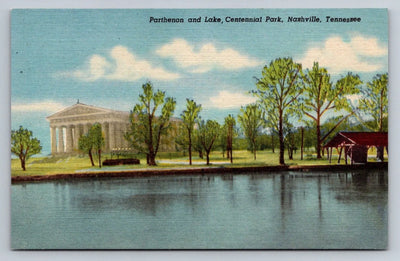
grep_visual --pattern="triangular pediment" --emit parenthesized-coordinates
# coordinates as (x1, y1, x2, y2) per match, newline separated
(46, 103, 115, 120)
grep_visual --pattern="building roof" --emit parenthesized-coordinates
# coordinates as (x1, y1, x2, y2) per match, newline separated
(46, 103, 129, 121)
(324, 132, 388, 148)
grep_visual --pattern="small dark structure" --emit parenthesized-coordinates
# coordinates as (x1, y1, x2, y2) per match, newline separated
(324, 132, 388, 164)
(102, 158, 140, 166)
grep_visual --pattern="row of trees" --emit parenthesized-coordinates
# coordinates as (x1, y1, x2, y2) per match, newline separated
(11, 58, 388, 170)
(123, 58, 387, 166)
(122, 83, 238, 166)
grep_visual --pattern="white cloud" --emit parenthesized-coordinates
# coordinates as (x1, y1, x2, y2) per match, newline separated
(156, 38, 262, 73)
(12, 101, 66, 113)
(298, 35, 387, 74)
(56, 45, 180, 81)
(209, 91, 257, 109)
(346, 94, 362, 107)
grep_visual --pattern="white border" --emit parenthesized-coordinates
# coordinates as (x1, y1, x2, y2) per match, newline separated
(1, 1, 399, 260)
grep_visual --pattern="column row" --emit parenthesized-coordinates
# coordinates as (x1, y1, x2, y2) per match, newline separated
(50, 122, 131, 155)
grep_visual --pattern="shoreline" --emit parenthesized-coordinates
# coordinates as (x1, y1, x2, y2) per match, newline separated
(11, 162, 388, 184)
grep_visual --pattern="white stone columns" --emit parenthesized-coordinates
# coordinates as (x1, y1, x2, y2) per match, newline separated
(109, 122, 115, 150)
(66, 125, 73, 153)
(50, 126, 57, 154)
(116, 123, 122, 149)
(58, 127, 64, 153)
(101, 123, 109, 152)
(122, 123, 129, 148)
(73, 125, 81, 150)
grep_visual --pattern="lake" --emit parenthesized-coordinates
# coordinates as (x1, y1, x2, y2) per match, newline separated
(11, 170, 387, 249)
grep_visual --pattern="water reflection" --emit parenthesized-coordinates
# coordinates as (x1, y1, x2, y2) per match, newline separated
(11, 170, 387, 249)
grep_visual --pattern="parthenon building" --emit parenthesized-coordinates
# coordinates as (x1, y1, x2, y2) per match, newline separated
(46, 102, 131, 155)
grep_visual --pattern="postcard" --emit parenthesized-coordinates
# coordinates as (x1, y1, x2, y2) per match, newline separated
(11, 9, 388, 249)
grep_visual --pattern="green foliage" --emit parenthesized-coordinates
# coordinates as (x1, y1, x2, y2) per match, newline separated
(192, 128, 204, 159)
(198, 119, 221, 165)
(301, 62, 362, 158)
(126, 81, 176, 165)
(303, 64, 362, 118)
(90, 123, 104, 150)
(78, 123, 105, 167)
(254, 57, 304, 165)
(238, 104, 264, 160)
(223, 114, 236, 163)
(180, 99, 202, 165)
(11, 126, 42, 171)
(358, 73, 388, 132)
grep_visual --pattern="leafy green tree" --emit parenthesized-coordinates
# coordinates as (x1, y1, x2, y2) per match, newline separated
(91, 123, 105, 168)
(238, 104, 264, 160)
(11, 126, 42, 171)
(181, 99, 202, 165)
(283, 120, 302, 160)
(224, 114, 236, 163)
(198, 120, 220, 165)
(302, 62, 362, 158)
(254, 57, 304, 165)
(357, 73, 388, 161)
(78, 123, 105, 167)
(358, 73, 388, 132)
(192, 128, 204, 159)
(78, 133, 95, 166)
(125, 82, 176, 166)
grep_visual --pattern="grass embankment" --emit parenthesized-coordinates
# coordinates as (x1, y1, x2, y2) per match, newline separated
(11, 149, 386, 177)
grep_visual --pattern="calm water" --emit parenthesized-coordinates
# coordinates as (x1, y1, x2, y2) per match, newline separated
(11, 170, 387, 249)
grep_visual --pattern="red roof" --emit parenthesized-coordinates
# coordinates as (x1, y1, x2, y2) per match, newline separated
(324, 132, 388, 148)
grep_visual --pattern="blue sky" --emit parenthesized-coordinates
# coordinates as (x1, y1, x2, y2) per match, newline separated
(11, 9, 388, 155)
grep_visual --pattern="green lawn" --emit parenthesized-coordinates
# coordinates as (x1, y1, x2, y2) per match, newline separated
(11, 149, 387, 177)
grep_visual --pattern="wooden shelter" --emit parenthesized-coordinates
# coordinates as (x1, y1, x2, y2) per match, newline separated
(324, 132, 388, 164)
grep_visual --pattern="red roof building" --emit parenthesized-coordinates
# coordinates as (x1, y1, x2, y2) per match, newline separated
(324, 132, 388, 164)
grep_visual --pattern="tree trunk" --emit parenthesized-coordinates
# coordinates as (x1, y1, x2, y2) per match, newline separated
(20, 156, 26, 171)
(88, 150, 95, 166)
(148, 153, 157, 166)
(316, 121, 322, 159)
(147, 115, 156, 166)
(188, 131, 192, 165)
(288, 147, 293, 160)
(206, 151, 210, 165)
(198, 150, 203, 159)
(279, 113, 285, 165)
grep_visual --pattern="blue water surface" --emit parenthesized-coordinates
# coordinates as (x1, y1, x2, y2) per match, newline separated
(11, 170, 387, 249)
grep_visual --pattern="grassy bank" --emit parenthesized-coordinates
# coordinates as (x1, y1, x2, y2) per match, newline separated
(11, 149, 387, 177)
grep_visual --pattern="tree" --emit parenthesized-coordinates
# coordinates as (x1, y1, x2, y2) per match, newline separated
(238, 104, 264, 160)
(254, 57, 304, 165)
(78, 123, 105, 167)
(302, 62, 362, 158)
(224, 114, 236, 163)
(11, 126, 42, 171)
(192, 128, 204, 159)
(181, 99, 202, 165)
(90, 123, 105, 168)
(78, 133, 95, 166)
(358, 73, 388, 132)
(198, 120, 220, 165)
(125, 82, 176, 166)
(283, 119, 301, 160)
(357, 73, 388, 161)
